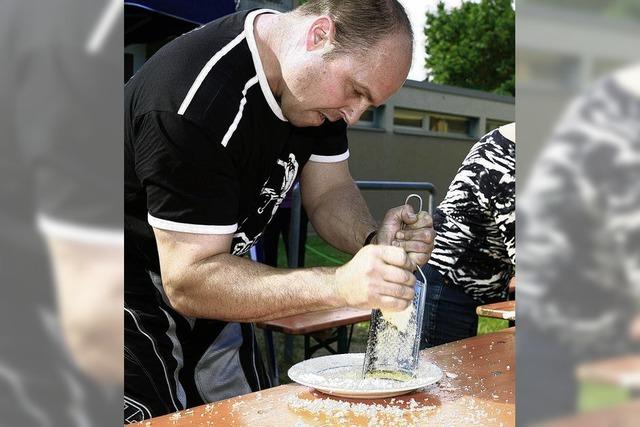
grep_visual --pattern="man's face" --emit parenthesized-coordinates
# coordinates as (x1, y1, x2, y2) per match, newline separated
(279, 35, 411, 127)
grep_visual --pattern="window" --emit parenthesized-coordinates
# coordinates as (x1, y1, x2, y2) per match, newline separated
(358, 108, 375, 123)
(428, 113, 471, 135)
(393, 108, 425, 128)
(517, 49, 580, 86)
(394, 108, 477, 137)
(486, 119, 511, 134)
(354, 106, 384, 129)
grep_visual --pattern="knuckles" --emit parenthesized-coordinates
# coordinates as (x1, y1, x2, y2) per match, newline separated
(411, 253, 429, 266)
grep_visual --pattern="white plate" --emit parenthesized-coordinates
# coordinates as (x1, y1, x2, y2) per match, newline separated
(288, 353, 442, 399)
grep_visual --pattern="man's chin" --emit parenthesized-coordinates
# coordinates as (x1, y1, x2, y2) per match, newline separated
(285, 113, 324, 128)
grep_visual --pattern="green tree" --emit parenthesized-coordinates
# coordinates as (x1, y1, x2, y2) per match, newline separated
(425, 0, 515, 96)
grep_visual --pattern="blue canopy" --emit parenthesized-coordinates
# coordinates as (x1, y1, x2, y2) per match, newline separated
(125, 0, 236, 25)
(125, 0, 237, 45)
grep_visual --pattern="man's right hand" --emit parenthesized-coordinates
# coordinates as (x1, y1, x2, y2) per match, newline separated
(334, 245, 416, 312)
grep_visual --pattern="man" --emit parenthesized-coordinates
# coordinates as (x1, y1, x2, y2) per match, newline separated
(124, 0, 435, 421)
(419, 123, 515, 348)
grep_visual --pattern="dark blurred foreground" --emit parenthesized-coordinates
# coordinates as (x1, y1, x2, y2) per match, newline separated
(518, 1, 640, 425)
(1, 0, 122, 425)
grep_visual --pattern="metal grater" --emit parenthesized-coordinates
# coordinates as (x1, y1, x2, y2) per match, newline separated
(363, 194, 428, 381)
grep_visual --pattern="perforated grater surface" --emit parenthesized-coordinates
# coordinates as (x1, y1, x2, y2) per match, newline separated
(362, 194, 428, 381)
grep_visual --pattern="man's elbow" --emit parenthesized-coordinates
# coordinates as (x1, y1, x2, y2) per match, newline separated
(61, 294, 123, 385)
(164, 276, 198, 318)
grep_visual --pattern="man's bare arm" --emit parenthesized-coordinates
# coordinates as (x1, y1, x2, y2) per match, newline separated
(300, 160, 376, 254)
(155, 228, 416, 322)
(300, 160, 435, 266)
(46, 236, 123, 385)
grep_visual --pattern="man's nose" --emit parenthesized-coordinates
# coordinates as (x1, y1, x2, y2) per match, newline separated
(342, 103, 368, 125)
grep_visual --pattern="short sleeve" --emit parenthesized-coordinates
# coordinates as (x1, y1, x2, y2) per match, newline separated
(133, 111, 240, 234)
(306, 120, 349, 163)
(15, 43, 123, 243)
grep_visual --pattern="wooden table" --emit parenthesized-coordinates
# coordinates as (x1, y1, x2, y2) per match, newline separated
(256, 307, 371, 385)
(576, 355, 640, 390)
(476, 300, 516, 321)
(540, 400, 640, 427)
(140, 328, 515, 426)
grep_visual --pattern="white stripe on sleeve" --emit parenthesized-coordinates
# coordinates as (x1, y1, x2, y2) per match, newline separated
(309, 150, 350, 163)
(221, 76, 259, 147)
(178, 32, 246, 115)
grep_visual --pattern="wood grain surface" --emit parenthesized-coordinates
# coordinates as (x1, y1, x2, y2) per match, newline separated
(476, 300, 516, 321)
(134, 328, 515, 426)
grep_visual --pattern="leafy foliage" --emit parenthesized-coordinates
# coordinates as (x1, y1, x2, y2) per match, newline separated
(424, 0, 515, 96)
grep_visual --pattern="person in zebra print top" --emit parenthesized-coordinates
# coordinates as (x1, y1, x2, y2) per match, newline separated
(420, 124, 515, 348)
(517, 66, 640, 423)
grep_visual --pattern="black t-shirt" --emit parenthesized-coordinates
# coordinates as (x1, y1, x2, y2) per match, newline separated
(124, 10, 349, 412)
(125, 9, 348, 276)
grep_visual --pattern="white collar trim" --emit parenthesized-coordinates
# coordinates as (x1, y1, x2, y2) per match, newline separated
(244, 9, 287, 122)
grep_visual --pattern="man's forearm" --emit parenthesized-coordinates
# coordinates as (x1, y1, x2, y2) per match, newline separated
(305, 181, 377, 254)
(166, 253, 343, 322)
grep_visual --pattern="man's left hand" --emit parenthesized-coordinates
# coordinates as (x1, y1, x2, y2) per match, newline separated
(375, 205, 435, 269)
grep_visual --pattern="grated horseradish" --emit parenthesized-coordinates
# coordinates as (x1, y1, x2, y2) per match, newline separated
(380, 304, 413, 332)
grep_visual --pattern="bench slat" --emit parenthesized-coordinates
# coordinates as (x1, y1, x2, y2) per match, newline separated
(256, 307, 371, 335)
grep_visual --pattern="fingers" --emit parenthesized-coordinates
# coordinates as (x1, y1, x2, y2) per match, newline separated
(378, 245, 413, 270)
(377, 204, 421, 244)
(391, 213, 436, 268)
(338, 245, 418, 311)
(378, 281, 415, 301)
(400, 204, 418, 226)
(381, 264, 416, 288)
(378, 295, 412, 312)
(393, 238, 433, 254)
(408, 252, 429, 268)
(404, 211, 432, 229)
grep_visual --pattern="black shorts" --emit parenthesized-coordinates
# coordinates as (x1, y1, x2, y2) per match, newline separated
(124, 271, 270, 423)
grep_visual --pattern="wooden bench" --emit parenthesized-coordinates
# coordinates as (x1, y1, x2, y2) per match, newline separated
(476, 300, 516, 321)
(256, 307, 371, 386)
(576, 355, 640, 391)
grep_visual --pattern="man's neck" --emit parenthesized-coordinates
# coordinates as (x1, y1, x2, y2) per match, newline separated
(253, 13, 284, 99)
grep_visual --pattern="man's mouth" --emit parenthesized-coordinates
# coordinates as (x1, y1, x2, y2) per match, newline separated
(319, 111, 342, 122)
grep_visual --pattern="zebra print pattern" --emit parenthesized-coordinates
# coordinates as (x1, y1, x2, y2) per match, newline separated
(429, 129, 515, 303)
(517, 76, 640, 352)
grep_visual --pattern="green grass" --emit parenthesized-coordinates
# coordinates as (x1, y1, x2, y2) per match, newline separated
(478, 317, 509, 334)
(578, 382, 631, 412)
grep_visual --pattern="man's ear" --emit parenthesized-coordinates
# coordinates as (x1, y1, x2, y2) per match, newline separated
(305, 16, 334, 52)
